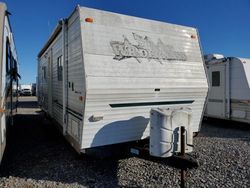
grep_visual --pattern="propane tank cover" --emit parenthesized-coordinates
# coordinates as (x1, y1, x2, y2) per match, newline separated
(150, 107, 193, 158)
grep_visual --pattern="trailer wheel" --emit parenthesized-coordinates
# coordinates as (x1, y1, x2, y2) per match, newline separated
(193, 132, 199, 137)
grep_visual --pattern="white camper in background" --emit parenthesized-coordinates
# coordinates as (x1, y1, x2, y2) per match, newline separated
(37, 6, 208, 155)
(205, 54, 250, 123)
(0, 2, 19, 163)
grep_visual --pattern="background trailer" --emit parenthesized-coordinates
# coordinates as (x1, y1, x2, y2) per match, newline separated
(0, 2, 19, 163)
(37, 6, 208, 154)
(205, 54, 250, 123)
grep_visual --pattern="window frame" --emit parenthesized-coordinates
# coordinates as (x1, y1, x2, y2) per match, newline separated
(212, 71, 220, 87)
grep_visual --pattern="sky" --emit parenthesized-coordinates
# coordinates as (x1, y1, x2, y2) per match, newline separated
(3, 0, 250, 84)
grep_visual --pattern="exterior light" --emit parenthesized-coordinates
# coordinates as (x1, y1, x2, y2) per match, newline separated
(191, 35, 196, 39)
(85, 17, 94, 23)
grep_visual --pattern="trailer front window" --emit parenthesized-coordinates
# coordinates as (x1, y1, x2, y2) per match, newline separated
(212, 71, 220, 87)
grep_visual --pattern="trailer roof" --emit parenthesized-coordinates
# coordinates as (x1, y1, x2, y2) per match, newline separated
(205, 56, 250, 65)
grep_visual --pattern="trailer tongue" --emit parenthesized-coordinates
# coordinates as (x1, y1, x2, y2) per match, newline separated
(130, 107, 198, 188)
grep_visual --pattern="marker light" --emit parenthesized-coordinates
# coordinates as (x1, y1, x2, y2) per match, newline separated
(191, 35, 196, 39)
(79, 96, 83, 101)
(85, 18, 94, 23)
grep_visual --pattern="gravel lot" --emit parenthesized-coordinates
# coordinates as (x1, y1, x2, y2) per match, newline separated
(0, 97, 249, 188)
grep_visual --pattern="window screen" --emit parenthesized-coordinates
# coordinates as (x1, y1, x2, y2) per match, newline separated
(212, 71, 220, 86)
(57, 56, 63, 81)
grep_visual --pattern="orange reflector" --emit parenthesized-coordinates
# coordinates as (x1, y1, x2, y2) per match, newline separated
(85, 17, 94, 23)
(79, 96, 83, 101)
(0, 107, 5, 113)
(191, 35, 196, 39)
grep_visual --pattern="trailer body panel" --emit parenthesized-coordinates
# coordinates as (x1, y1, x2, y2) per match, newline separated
(205, 55, 250, 123)
(0, 2, 19, 163)
(38, 6, 208, 151)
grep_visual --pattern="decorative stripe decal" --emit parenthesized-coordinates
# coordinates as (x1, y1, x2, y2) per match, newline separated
(110, 100, 194, 108)
(54, 100, 83, 120)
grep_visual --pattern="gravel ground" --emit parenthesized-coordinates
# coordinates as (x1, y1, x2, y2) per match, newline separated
(0, 97, 249, 188)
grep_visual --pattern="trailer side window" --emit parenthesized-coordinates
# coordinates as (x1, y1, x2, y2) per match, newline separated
(13, 59, 18, 80)
(6, 39, 11, 73)
(212, 71, 220, 86)
(57, 56, 63, 81)
(42, 66, 47, 81)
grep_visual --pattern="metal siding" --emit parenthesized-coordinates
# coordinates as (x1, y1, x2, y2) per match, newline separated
(231, 101, 250, 123)
(67, 15, 85, 114)
(38, 10, 85, 147)
(65, 10, 85, 147)
(38, 7, 208, 150)
(0, 3, 6, 163)
(82, 25, 202, 62)
(51, 33, 63, 125)
(79, 7, 196, 34)
(80, 7, 208, 149)
(0, 3, 19, 163)
(230, 58, 250, 122)
(205, 57, 250, 122)
(230, 58, 250, 100)
(38, 54, 49, 111)
(0, 3, 5, 96)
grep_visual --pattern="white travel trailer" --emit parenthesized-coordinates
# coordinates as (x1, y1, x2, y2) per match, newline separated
(205, 54, 250, 123)
(0, 2, 19, 163)
(37, 6, 208, 154)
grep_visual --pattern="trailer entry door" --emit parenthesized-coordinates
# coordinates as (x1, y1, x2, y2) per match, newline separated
(47, 49, 53, 116)
(206, 65, 226, 118)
